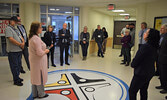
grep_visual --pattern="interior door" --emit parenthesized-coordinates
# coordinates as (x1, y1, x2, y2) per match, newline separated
(113, 21, 136, 49)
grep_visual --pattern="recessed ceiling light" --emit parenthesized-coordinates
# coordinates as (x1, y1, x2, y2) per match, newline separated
(119, 13, 130, 16)
(65, 12, 72, 14)
(50, 8, 55, 11)
(75, 8, 79, 10)
(112, 10, 125, 12)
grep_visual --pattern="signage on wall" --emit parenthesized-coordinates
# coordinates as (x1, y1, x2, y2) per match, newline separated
(0, 19, 10, 34)
(107, 4, 115, 10)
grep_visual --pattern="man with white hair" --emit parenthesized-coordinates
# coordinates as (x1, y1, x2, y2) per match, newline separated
(156, 24, 167, 95)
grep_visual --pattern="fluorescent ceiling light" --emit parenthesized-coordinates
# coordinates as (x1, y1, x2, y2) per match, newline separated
(50, 8, 55, 11)
(112, 10, 125, 12)
(119, 13, 130, 16)
(65, 12, 72, 14)
(56, 9, 60, 11)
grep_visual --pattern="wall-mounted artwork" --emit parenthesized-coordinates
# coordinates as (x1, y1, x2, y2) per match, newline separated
(154, 16, 167, 31)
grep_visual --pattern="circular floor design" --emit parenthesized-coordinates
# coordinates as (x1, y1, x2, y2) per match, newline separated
(27, 69, 129, 100)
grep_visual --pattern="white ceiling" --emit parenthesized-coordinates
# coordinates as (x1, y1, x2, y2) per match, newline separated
(0, 0, 162, 17)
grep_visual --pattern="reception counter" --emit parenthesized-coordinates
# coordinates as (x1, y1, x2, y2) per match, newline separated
(89, 37, 113, 55)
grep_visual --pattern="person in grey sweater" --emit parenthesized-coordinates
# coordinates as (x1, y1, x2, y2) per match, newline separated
(80, 26, 90, 60)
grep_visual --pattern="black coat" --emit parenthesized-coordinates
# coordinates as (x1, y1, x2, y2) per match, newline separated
(92, 29, 104, 43)
(131, 43, 157, 77)
(17, 25, 28, 47)
(58, 29, 71, 46)
(43, 31, 56, 47)
(158, 33, 167, 64)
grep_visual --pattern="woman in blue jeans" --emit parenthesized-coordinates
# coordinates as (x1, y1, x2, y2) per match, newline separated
(80, 26, 90, 60)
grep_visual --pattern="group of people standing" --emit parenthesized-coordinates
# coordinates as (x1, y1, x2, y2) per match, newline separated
(80, 25, 108, 60)
(125, 22, 167, 100)
(5, 16, 30, 86)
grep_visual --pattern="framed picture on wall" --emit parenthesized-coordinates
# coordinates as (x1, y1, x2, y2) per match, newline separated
(154, 16, 167, 31)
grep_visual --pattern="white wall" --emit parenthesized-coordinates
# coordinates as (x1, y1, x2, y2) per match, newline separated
(146, 0, 167, 28)
(134, 0, 167, 54)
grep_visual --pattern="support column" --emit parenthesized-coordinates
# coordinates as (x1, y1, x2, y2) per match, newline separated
(20, 2, 40, 35)
(134, 3, 147, 55)
(79, 7, 90, 57)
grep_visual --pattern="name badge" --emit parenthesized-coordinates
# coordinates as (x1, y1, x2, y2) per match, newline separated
(83, 38, 86, 41)
(98, 35, 101, 38)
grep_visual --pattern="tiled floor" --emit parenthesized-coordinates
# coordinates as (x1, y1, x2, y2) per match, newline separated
(0, 48, 166, 100)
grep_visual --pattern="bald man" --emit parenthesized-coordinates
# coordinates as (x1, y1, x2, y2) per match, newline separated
(58, 23, 71, 66)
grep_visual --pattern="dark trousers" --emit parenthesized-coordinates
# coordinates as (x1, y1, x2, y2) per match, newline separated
(160, 64, 167, 90)
(60, 45, 69, 64)
(123, 47, 131, 63)
(47, 46, 55, 66)
(97, 42, 103, 56)
(129, 75, 152, 100)
(21, 45, 30, 70)
(81, 43, 89, 57)
(120, 46, 124, 56)
(8, 52, 22, 83)
(139, 44, 143, 49)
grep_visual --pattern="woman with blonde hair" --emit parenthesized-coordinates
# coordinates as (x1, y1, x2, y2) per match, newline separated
(80, 26, 90, 60)
(29, 21, 49, 99)
(43, 25, 56, 68)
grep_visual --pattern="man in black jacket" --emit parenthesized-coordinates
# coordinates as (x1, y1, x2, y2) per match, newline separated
(58, 23, 70, 66)
(17, 16, 30, 72)
(156, 24, 167, 94)
(44, 25, 56, 67)
(92, 25, 104, 58)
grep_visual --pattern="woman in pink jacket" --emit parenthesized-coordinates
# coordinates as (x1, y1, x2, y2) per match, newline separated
(29, 21, 49, 99)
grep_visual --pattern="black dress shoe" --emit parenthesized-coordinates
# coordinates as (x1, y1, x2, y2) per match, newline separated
(98, 55, 101, 57)
(38, 94, 49, 99)
(19, 78, 24, 82)
(20, 70, 26, 74)
(121, 60, 125, 62)
(125, 64, 129, 66)
(65, 63, 70, 65)
(119, 55, 122, 57)
(155, 86, 163, 89)
(165, 96, 167, 99)
(33, 96, 38, 99)
(60, 64, 63, 66)
(101, 55, 104, 58)
(52, 64, 56, 67)
(160, 89, 167, 94)
(14, 82, 23, 86)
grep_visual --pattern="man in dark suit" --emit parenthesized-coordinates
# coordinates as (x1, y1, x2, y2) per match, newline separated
(17, 16, 30, 72)
(58, 23, 70, 66)
(43, 25, 56, 67)
(156, 24, 167, 94)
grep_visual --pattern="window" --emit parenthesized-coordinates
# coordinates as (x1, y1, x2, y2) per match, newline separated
(0, 3, 19, 18)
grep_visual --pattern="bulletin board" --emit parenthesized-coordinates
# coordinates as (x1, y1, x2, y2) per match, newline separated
(0, 18, 10, 34)
(154, 16, 167, 31)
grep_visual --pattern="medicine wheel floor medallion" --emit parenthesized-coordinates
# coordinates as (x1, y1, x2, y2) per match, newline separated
(27, 69, 129, 100)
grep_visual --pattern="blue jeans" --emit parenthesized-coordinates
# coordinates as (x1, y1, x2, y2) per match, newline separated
(8, 52, 22, 83)
(97, 42, 103, 56)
